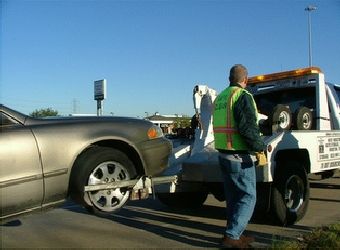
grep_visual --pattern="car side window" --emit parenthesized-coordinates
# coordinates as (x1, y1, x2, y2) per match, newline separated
(0, 112, 18, 126)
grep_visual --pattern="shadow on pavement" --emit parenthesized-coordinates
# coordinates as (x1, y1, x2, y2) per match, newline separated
(61, 197, 314, 248)
(64, 198, 224, 247)
(114, 207, 222, 247)
(0, 219, 22, 227)
(310, 197, 340, 203)
(60, 176, 340, 247)
(310, 182, 340, 190)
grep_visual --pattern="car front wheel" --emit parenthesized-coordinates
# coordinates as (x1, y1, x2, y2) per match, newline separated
(70, 146, 136, 215)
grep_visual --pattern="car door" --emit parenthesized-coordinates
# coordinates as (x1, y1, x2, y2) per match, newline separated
(0, 112, 44, 218)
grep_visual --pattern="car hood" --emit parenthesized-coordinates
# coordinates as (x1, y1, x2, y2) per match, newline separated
(25, 116, 149, 126)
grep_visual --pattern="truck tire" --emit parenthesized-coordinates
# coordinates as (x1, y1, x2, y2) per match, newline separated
(270, 104, 292, 132)
(295, 107, 313, 130)
(157, 191, 208, 209)
(271, 161, 310, 226)
(70, 146, 136, 216)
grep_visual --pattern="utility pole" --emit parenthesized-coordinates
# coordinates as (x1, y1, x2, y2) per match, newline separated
(305, 5, 317, 67)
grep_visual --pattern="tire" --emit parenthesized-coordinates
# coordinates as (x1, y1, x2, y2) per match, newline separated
(70, 146, 136, 215)
(271, 161, 310, 226)
(270, 104, 292, 132)
(157, 191, 208, 209)
(295, 107, 313, 130)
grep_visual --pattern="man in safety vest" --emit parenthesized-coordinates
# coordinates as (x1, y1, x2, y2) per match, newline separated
(213, 64, 266, 248)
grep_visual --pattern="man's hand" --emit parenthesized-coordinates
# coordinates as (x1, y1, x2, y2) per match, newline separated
(255, 151, 267, 166)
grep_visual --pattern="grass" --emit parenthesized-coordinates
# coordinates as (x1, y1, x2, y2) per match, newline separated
(272, 222, 340, 249)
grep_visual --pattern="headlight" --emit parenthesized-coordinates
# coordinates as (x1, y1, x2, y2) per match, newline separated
(147, 125, 163, 139)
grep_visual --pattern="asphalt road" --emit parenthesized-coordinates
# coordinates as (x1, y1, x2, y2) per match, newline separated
(1, 174, 340, 249)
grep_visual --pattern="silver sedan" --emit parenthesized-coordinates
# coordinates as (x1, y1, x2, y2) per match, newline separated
(0, 104, 172, 220)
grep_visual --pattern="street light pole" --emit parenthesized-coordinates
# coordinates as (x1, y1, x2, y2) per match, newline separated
(305, 5, 317, 67)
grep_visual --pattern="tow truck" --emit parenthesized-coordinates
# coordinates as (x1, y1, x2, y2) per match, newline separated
(156, 67, 340, 226)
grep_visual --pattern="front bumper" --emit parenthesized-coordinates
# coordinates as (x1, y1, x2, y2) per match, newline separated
(137, 137, 172, 176)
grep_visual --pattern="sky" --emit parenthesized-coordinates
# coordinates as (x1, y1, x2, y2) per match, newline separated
(1, 0, 340, 117)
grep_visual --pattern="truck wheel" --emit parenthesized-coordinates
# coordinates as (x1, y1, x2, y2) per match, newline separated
(157, 191, 208, 209)
(270, 104, 292, 132)
(70, 146, 136, 216)
(271, 161, 309, 226)
(295, 107, 313, 130)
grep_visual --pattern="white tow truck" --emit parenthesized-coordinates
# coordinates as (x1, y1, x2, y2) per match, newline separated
(156, 67, 340, 226)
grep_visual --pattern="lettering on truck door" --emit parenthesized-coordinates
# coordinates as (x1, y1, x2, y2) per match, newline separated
(317, 133, 340, 170)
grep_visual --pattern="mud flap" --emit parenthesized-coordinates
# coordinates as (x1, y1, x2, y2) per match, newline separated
(253, 182, 272, 219)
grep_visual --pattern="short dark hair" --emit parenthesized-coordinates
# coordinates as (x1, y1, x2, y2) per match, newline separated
(229, 64, 248, 84)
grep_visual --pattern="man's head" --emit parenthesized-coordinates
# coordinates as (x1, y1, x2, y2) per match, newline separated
(229, 64, 248, 87)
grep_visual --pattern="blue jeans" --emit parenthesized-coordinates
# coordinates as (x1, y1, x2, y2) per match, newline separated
(218, 153, 256, 240)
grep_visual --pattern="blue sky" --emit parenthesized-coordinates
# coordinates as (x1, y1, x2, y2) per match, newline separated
(1, 0, 340, 117)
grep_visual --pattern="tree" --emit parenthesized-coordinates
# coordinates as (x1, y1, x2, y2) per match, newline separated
(173, 115, 191, 129)
(30, 108, 59, 118)
(172, 115, 193, 138)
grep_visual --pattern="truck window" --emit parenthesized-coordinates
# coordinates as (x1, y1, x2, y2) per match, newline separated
(253, 87, 316, 116)
(334, 85, 340, 101)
